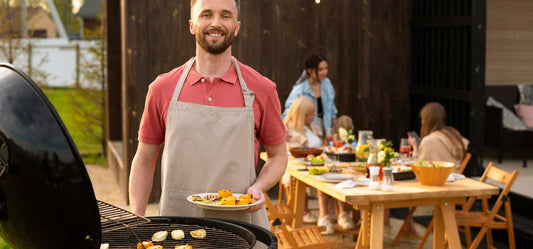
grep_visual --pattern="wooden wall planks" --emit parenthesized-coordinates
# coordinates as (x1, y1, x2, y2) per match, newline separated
(108, 0, 412, 200)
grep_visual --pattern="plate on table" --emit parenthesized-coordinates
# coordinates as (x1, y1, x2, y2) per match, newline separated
(187, 193, 259, 211)
(294, 158, 325, 166)
(316, 173, 355, 183)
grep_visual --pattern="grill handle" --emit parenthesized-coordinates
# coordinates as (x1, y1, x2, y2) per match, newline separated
(0, 156, 8, 178)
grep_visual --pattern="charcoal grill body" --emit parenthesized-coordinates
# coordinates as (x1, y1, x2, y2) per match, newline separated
(0, 64, 101, 248)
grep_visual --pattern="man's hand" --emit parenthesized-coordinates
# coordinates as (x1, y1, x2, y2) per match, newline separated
(245, 186, 265, 213)
(245, 141, 287, 213)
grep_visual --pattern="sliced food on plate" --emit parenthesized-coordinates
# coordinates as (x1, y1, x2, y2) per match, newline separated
(188, 189, 257, 210)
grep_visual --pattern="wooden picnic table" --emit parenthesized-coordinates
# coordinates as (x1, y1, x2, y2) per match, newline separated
(262, 153, 500, 249)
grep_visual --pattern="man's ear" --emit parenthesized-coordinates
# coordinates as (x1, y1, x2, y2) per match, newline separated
(189, 19, 195, 35)
(233, 21, 241, 37)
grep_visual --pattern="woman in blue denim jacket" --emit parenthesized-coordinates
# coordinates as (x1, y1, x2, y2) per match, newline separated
(282, 54, 338, 135)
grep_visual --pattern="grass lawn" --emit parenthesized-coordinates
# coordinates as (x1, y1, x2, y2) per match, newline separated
(43, 87, 106, 165)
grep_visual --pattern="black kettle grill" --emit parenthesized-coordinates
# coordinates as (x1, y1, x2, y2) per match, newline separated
(0, 63, 277, 249)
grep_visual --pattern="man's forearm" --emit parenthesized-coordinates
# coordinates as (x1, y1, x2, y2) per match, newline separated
(253, 143, 288, 192)
(128, 142, 160, 216)
(129, 162, 155, 216)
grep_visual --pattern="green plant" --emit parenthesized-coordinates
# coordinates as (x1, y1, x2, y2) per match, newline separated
(378, 140, 397, 167)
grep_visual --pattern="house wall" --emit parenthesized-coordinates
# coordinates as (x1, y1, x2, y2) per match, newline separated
(486, 0, 533, 85)
(27, 10, 57, 38)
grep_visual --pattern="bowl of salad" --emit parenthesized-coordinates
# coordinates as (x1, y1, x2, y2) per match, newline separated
(411, 161, 455, 186)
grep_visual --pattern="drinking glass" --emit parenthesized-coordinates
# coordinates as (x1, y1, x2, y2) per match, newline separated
(325, 153, 340, 172)
(399, 138, 411, 158)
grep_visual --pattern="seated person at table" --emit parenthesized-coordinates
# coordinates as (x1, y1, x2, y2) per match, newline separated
(331, 115, 355, 134)
(284, 97, 355, 234)
(408, 102, 469, 169)
(385, 102, 470, 238)
(285, 96, 323, 148)
(283, 96, 321, 224)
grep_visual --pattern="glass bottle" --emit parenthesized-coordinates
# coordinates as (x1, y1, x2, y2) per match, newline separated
(366, 139, 381, 166)
(356, 130, 373, 162)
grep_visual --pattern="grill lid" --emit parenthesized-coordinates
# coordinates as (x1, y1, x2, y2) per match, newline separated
(0, 64, 101, 249)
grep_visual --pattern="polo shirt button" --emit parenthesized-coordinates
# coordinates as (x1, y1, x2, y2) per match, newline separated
(201, 78, 205, 83)
(208, 97, 212, 102)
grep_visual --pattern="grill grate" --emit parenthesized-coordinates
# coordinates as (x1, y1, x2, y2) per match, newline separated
(101, 217, 253, 249)
(98, 200, 151, 233)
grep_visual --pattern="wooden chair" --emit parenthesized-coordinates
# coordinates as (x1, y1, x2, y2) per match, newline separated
(264, 193, 338, 249)
(393, 152, 471, 246)
(281, 177, 359, 238)
(417, 162, 519, 249)
(455, 162, 519, 249)
(267, 188, 294, 231)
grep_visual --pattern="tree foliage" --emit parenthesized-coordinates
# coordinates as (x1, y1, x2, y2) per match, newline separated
(53, 0, 72, 33)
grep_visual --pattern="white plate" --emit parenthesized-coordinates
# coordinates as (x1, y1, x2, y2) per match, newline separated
(294, 158, 325, 166)
(316, 173, 355, 183)
(187, 193, 260, 211)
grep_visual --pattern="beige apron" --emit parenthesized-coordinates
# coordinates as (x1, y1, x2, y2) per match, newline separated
(159, 57, 269, 229)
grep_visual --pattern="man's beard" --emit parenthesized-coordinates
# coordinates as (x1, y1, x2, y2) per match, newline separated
(196, 27, 236, 54)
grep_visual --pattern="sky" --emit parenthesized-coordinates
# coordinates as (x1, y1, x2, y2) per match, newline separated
(72, 0, 83, 13)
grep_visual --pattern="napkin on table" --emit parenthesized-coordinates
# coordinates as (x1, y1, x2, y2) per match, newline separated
(446, 173, 465, 182)
(335, 179, 370, 188)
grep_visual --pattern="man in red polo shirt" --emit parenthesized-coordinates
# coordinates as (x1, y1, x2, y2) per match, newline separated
(129, 0, 287, 228)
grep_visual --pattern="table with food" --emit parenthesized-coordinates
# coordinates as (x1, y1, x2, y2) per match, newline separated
(272, 129, 500, 249)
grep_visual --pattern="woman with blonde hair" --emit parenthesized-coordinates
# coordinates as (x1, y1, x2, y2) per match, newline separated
(284, 96, 355, 234)
(409, 102, 469, 170)
(284, 96, 323, 148)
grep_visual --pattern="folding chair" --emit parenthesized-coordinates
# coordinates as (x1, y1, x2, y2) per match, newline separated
(393, 152, 471, 246)
(455, 162, 518, 249)
(264, 193, 338, 249)
(417, 161, 518, 249)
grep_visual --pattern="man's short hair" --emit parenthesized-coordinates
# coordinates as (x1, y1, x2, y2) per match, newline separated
(190, 0, 240, 16)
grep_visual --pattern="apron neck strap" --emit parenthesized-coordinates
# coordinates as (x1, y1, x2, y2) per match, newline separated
(231, 57, 254, 108)
(171, 57, 255, 108)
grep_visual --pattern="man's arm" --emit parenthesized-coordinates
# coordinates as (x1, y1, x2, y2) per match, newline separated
(129, 142, 161, 216)
(247, 141, 288, 212)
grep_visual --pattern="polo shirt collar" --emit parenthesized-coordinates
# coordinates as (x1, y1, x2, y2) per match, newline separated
(189, 63, 238, 86)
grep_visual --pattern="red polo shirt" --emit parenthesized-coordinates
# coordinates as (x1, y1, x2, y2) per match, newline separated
(138, 58, 286, 163)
